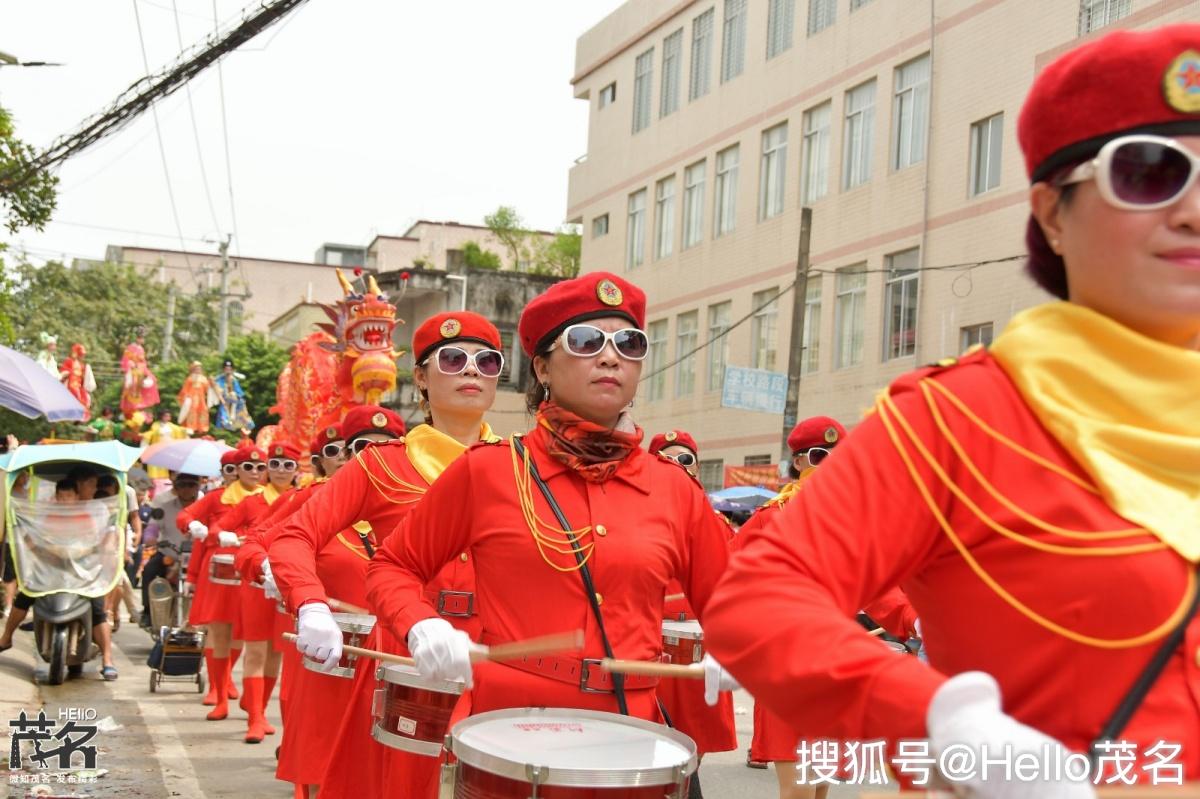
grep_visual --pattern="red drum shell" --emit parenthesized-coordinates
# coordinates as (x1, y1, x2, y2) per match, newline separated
(209, 554, 241, 586)
(455, 762, 690, 798)
(371, 665, 464, 757)
(661, 620, 704, 666)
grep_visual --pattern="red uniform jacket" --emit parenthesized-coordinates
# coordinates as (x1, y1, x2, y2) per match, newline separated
(176, 487, 225, 586)
(704, 350, 1198, 776)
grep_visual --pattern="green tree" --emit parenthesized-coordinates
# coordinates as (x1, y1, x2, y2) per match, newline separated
(483, 205, 530, 271)
(213, 333, 290, 429)
(530, 227, 582, 278)
(0, 246, 17, 345)
(461, 240, 501, 270)
(0, 105, 58, 233)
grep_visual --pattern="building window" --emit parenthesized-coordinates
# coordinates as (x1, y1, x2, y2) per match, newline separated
(714, 144, 740, 237)
(750, 288, 778, 371)
(660, 30, 683, 118)
(498, 328, 516, 384)
(842, 80, 876, 190)
(969, 113, 1004, 196)
(850, 0, 874, 9)
(801, 277, 821, 375)
(626, 189, 646, 270)
(655, 176, 677, 260)
(884, 248, 920, 360)
(801, 101, 831, 203)
(698, 459, 725, 492)
(646, 320, 668, 402)
(960, 322, 994, 352)
(1079, 0, 1130, 34)
(759, 122, 788, 220)
(690, 8, 715, 101)
(807, 0, 836, 35)
(675, 311, 699, 397)
(892, 54, 930, 170)
(706, 301, 731, 391)
(720, 0, 747, 83)
(592, 214, 609, 238)
(744, 454, 772, 466)
(683, 160, 706, 249)
(767, 0, 795, 59)
(834, 264, 867, 369)
(632, 48, 654, 134)
(599, 82, 616, 109)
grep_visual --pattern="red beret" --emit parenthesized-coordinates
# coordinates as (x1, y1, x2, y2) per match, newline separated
(309, 423, 343, 456)
(518, 271, 646, 357)
(219, 449, 240, 466)
(341, 405, 405, 443)
(412, 311, 502, 366)
(648, 430, 698, 457)
(229, 445, 266, 465)
(1019, 24, 1200, 182)
(787, 416, 846, 453)
(268, 442, 301, 461)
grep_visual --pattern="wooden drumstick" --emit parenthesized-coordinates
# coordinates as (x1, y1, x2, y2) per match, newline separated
(328, 597, 371, 616)
(478, 629, 585, 663)
(663, 592, 686, 602)
(283, 631, 415, 667)
(600, 658, 704, 679)
(868, 627, 886, 637)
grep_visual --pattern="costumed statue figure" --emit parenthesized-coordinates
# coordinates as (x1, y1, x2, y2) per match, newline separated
(35, 332, 58, 376)
(119, 328, 160, 417)
(268, 332, 337, 457)
(177, 361, 217, 434)
(141, 409, 188, 481)
(119, 411, 147, 448)
(58, 343, 97, 421)
(214, 359, 255, 432)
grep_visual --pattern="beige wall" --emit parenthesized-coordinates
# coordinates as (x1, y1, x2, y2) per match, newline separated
(367, 222, 559, 273)
(568, 0, 1199, 481)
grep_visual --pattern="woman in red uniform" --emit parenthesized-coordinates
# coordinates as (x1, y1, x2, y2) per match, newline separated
(270, 310, 504, 799)
(705, 25, 1200, 797)
(366, 272, 736, 745)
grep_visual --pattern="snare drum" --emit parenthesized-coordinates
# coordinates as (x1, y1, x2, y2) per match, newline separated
(661, 619, 704, 665)
(446, 707, 698, 798)
(371, 664, 465, 756)
(208, 554, 241, 586)
(303, 613, 375, 679)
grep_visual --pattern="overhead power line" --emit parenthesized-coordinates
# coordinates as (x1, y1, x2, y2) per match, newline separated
(172, 0, 223, 235)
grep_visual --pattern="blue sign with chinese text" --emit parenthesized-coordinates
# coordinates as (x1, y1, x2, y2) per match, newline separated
(721, 366, 788, 414)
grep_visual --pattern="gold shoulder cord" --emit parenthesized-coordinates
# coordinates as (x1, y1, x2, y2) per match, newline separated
(509, 437, 595, 573)
(877, 378, 1193, 650)
(335, 532, 371, 561)
(360, 446, 428, 505)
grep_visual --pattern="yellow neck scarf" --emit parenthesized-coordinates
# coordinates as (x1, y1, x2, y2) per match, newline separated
(767, 469, 815, 508)
(220, 481, 264, 506)
(404, 422, 500, 485)
(262, 483, 283, 505)
(991, 302, 1200, 562)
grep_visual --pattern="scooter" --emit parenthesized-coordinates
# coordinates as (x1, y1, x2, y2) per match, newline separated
(32, 593, 97, 685)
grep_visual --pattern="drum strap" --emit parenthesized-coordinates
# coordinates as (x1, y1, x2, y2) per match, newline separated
(357, 531, 375, 558)
(512, 436, 629, 716)
(1089, 566, 1200, 764)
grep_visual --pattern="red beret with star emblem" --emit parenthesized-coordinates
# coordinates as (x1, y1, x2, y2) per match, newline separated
(341, 405, 405, 444)
(219, 449, 241, 467)
(787, 416, 847, 453)
(518, 271, 646, 357)
(411, 311, 502, 367)
(269, 442, 301, 462)
(648, 430, 699, 457)
(229, 444, 266, 465)
(1019, 24, 1200, 182)
(309, 424, 343, 457)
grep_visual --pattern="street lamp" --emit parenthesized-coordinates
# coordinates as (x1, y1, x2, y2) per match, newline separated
(445, 274, 467, 312)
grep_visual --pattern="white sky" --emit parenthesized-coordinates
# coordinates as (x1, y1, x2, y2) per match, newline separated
(0, 0, 624, 265)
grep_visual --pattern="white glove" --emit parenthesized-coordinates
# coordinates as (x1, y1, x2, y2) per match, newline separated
(217, 531, 240, 548)
(260, 559, 280, 600)
(927, 672, 1095, 798)
(188, 521, 208, 542)
(295, 602, 342, 670)
(407, 617, 480, 688)
(701, 653, 740, 706)
(181, 581, 194, 597)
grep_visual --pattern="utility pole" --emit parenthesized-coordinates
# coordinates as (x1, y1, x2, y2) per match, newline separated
(780, 207, 813, 465)
(217, 234, 231, 354)
(162, 284, 176, 362)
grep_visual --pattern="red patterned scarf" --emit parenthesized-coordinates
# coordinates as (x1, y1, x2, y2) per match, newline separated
(536, 402, 644, 483)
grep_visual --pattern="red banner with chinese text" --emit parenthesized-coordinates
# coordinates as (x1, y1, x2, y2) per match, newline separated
(723, 465, 785, 491)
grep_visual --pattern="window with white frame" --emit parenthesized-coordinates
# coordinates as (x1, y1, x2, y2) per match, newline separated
(721, 0, 747, 83)
(646, 320, 668, 401)
(683, 160, 707, 249)
(714, 144, 740, 237)
(654, 176, 677, 260)
(801, 101, 831, 203)
(632, 48, 654, 134)
(698, 459, 724, 491)
(801, 277, 821, 375)
(750, 288, 778, 371)
(706, 301, 731, 391)
(892, 54, 930, 170)
(498, 329, 516, 384)
(960, 322, 994, 352)
(690, 8, 715, 101)
(808, 0, 835, 35)
(759, 122, 788, 220)
(744, 454, 772, 466)
(969, 113, 1004, 196)
(842, 80, 875, 190)
(767, 0, 795, 59)
(1078, 0, 1130, 34)
(834, 264, 867, 369)
(599, 83, 616, 109)
(592, 214, 609, 238)
(675, 311, 699, 397)
(884, 248, 920, 360)
(626, 190, 646, 270)
(660, 30, 683, 118)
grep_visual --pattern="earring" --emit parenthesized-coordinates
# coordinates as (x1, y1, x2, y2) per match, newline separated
(542, 383, 551, 402)
(1050, 238, 1061, 253)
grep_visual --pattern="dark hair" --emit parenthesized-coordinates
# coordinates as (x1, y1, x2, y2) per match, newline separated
(66, 465, 98, 483)
(55, 478, 78, 495)
(412, 363, 435, 426)
(524, 357, 550, 415)
(1024, 168, 1084, 300)
(787, 457, 802, 480)
(95, 474, 120, 497)
(311, 455, 326, 478)
(100, 407, 113, 417)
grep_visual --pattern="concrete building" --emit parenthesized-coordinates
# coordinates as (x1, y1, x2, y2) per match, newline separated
(366, 220, 559, 275)
(567, 0, 1197, 490)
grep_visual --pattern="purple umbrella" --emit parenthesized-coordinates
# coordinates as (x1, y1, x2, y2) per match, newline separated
(0, 344, 86, 422)
(139, 438, 233, 477)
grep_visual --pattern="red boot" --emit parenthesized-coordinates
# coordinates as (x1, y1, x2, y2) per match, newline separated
(226, 647, 242, 699)
(205, 657, 231, 721)
(201, 650, 219, 706)
(261, 675, 277, 735)
(242, 676, 266, 743)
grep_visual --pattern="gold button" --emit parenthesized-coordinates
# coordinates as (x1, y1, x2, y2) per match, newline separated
(459, 552, 468, 562)
(595, 524, 607, 537)
(595, 593, 603, 606)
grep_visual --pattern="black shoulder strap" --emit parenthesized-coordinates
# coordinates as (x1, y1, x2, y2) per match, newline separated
(512, 435, 629, 716)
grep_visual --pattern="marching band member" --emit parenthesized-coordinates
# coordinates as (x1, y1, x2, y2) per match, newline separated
(705, 25, 1200, 796)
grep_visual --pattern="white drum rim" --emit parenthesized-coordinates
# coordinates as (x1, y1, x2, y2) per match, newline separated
(376, 663, 466, 695)
(661, 620, 703, 640)
(302, 658, 354, 679)
(332, 612, 376, 635)
(370, 721, 444, 757)
(211, 554, 236, 564)
(448, 707, 698, 787)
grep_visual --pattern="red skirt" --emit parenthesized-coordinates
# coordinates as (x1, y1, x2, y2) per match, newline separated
(657, 674, 738, 755)
(188, 545, 242, 628)
(276, 651, 358, 785)
(238, 582, 278, 642)
(750, 700, 801, 762)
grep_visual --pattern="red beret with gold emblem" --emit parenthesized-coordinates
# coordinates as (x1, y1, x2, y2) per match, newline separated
(229, 444, 266, 465)
(411, 311, 502, 367)
(269, 442, 301, 462)
(309, 424, 343, 457)
(787, 416, 847, 453)
(518, 271, 646, 357)
(341, 405, 405, 444)
(1019, 24, 1200, 182)
(219, 449, 241, 467)
(648, 430, 699, 457)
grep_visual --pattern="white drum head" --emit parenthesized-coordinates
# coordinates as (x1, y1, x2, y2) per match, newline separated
(662, 620, 703, 640)
(212, 554, 235, 565)
(333, 612, 375, 634)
